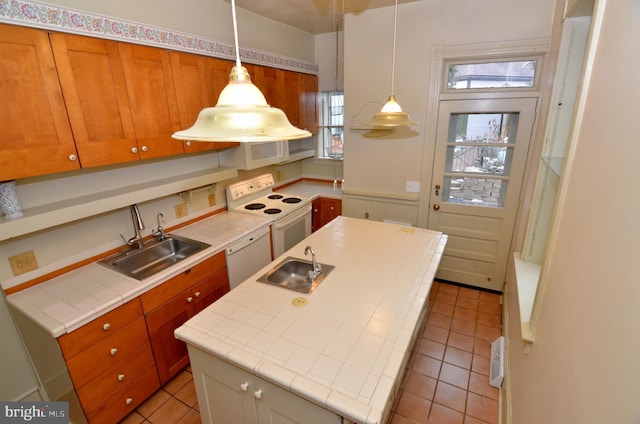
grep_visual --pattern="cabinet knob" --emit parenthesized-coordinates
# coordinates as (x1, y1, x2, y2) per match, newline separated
(118, 374, 125, 382)
(240, 382, 249, 392)
(330, 207, 334, 210)
(110, 348, 118, 356)
(68, 154, 77, 161)
(141, 145, 148, 152)
(194, 291, 201, 298)
(125, 397, 133, 405)
(186, 141, 192, 147)
(131, 147, 138, 154)
(253, 389, 263, 400)
(187, 296, 194, 303)
(103, 323, 111, 331)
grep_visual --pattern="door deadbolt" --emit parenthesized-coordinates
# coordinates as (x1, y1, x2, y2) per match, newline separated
(434, 184, 441, 196)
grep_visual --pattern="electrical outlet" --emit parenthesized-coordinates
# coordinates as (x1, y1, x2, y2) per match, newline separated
(9, 250, 38, 276)
(175, 202, 188, 218)
(208, 194, 216, 207)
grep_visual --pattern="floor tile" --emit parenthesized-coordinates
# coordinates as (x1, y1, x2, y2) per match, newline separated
(453, 307, 477, 323)
(147, 397, 190, 423)
(447, 332, 475, 353)
(471, 354, 491, 376)
(466, 392, 498, 424)
(450, 319, 476, 337)
(455, 296, 479, 311)
(443, 346, 473, 370)
(434, 382, 467, 413)
(439, 363, 470, 390)
(438, 284, 460, 296)
(435, 292, 458, 306)
(468, 372, 499, 400)
(428, 403, 464, 424)
(432, 302, 455, 317)
(412, 353, 443, 379)
(418, 338, 447, 360)
(136, 389, 171, 417)
(423, 324, 450, 344)
(405, 371, 438, 400)
(473, 338, 491, 358)
(395, 391, 431, 423)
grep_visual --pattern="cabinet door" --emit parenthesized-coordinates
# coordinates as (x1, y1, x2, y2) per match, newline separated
(311, 198, 322, 232)
(276, 70, 300, 127)
(250, 65, 277, 107)
(192, 267, 230, 315)
(170, 51, 238, 153)
(254, 377, 342, 424)
(298, 73, 318, 134)
(320, 198, 341, 227)
(119, 43, 184, 159)
(0, 24, 79, 180)
(189, 347, 258, 424)
(50, 33, 138, 168)
(145, 287, 193, 384)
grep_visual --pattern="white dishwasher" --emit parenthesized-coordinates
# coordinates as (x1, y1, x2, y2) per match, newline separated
(225, 225, 272, 290)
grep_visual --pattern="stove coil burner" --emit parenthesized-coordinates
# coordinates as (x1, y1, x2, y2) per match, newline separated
(245, 203, 266, 210)
(268, 194, 284, 200)
(282, 197, 302, 204)
(264, 208, 282, 215)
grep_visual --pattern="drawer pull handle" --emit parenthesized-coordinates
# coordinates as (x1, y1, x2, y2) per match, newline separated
(103, 323, 111, 331)
(125, 397, 133, 405)
(254, 389, 263, 400)
(240, 382, 249, 392)
(118, 374, 125, 382)
(194, 291, 201, 298)
(187, 297, 194, 303)
(110, 348, 118, 356)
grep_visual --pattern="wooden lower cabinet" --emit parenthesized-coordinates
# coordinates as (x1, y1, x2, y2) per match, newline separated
(188, 346, 342, 424)
(57, 299, 160, 423)
(142, 251, 230, 384)
(312, 197, 342, 232)
(56, 251, 229, 422)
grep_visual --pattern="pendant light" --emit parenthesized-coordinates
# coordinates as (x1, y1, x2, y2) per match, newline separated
(172, 0, 311, 142)
(366, 0, 417, 128)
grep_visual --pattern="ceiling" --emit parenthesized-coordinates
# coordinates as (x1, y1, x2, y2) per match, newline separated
(228, 0, 421, 34)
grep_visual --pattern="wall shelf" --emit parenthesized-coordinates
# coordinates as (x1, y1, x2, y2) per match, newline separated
(0, 167, 237, 242)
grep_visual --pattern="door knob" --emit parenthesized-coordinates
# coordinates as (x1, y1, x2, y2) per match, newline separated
(433, 204, 440, 211)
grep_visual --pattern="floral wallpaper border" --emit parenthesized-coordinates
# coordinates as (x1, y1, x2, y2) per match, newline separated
(0, 0, 318, 74)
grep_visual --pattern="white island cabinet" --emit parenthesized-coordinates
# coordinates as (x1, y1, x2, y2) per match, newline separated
(175, 217, 447, 424)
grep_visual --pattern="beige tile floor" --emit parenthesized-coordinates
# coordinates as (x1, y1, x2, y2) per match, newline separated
(121, 281, 501, 424)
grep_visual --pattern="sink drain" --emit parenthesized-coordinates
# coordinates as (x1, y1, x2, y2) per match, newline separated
(291, 297, 307, 307)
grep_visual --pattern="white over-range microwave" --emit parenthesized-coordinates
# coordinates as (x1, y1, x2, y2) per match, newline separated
(219, 141, 289, 170)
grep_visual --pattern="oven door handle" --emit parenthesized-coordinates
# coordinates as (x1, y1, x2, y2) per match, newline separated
(273, 204, 312, 230)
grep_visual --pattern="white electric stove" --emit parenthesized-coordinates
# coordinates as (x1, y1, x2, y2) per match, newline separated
(227, 174, 312, 258)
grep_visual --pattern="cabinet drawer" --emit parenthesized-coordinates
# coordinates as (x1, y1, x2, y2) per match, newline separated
(84, 366, 160, 424)
(76, 342, 156, 412)
(140, 251, 226, 313)
(58, 299, 143, 360)
(66, 317, 148, 389)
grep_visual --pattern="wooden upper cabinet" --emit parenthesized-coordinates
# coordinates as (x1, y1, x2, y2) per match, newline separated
(119, 43, 184, 160)
(299, 73, 319, 134)
(276, 69, 300, 128)
(50, 33, 138, 168)
(170, 51, 238, 152)
(250, 64, 278, 107)
(0, 24, 79, 180)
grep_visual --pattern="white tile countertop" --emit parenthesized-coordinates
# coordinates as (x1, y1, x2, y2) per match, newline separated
(6, 212, 271, 338)
(276, 179, 343, 200)
(175, 216, 447, 424)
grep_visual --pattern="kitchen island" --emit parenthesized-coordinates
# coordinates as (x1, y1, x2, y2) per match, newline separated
(175, 217, 447, 424)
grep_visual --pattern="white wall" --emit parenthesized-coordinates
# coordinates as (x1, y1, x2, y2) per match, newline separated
(343, 0, 555, 197)
(506, 0, 640, 422)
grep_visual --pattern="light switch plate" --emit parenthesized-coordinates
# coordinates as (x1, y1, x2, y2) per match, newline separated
(406, 181, 421, 193)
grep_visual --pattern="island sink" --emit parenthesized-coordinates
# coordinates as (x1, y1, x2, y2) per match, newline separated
(99, 234, 210, 280)
(257, 256, 335, 294)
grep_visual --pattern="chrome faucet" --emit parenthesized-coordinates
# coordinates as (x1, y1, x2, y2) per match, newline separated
(121, 204, 145, 249)
(151, 212, 166, 241)
(304, 246, 322, 280)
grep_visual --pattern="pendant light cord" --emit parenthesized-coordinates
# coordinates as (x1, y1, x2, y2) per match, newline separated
(390, 0, 398, 96)
(231, 0, 241, 68)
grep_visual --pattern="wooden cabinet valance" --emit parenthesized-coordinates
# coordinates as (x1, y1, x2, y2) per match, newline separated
(0, 23, 318, 181)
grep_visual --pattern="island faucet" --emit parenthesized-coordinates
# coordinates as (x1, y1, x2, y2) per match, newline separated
(121, 204, 145, 249)
(304, 246, 322, 280)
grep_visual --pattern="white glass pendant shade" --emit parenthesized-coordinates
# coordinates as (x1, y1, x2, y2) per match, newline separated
(172, 0, 310, 143)
(366, 94, 417, 127)
(172, 66, 311, 142)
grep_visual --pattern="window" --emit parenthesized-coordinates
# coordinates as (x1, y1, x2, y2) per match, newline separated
(447, 60, 537, 90)
(317, 91, 344, 159)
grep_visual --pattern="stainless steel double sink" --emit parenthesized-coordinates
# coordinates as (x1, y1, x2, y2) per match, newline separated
(99, 235, 210, 280)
